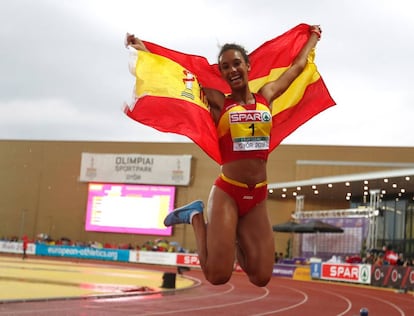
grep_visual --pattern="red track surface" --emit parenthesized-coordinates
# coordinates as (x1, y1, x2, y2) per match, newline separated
(1, 265, 413, 316)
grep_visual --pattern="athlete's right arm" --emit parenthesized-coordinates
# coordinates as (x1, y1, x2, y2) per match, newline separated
(202, 88, 224, 124)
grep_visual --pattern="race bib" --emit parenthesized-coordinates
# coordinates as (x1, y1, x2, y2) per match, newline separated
(228, 108, 272, 151)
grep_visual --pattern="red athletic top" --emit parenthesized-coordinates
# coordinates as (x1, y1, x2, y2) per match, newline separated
(216, 94, 272, 164)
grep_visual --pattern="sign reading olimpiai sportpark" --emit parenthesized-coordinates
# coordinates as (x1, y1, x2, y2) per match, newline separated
(79, 153, 192, 185)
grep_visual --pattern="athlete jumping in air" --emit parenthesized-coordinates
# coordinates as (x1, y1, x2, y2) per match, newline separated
(125, 25, 323, 286)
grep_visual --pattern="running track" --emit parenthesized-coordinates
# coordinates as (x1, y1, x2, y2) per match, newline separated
(1, 261, 413, 315)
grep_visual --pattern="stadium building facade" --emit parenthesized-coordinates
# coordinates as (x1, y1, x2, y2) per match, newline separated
(1, 140, 413, 259)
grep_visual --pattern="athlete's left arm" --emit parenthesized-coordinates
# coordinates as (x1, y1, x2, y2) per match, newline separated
(259, 25, 321, 106)
(125, 33, 149, 52)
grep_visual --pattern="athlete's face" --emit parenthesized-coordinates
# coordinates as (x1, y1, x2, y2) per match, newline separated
(219, 49, 250, 89)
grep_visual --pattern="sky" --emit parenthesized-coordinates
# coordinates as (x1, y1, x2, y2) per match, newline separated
(1, 0, 413, 147)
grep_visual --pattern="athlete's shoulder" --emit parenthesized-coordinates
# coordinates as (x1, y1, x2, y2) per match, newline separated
(253, 93, 269, 106)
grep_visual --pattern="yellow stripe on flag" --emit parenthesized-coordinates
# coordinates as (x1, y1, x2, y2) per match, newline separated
(135, 51, 209, 111)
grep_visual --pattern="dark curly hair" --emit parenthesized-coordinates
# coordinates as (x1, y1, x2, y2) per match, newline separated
(218, 43, 249, 66)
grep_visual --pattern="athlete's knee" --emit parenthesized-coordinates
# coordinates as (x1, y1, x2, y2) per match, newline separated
(206, 272, 232, 285)
(248, 273, 271, 287)
(245, 267, 272, 287)
(204, 267, 233, 285)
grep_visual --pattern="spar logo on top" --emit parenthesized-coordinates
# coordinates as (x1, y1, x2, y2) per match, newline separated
(321, 263, 371, 284)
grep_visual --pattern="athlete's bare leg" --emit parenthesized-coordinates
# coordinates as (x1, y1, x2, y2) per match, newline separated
(192, 185, 239, 285)
(236, 200, 274, 287)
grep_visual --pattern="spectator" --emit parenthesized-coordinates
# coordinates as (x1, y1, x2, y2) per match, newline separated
(363, 252, 375, 265)
(345, 254, 362, 264)
(22, 234, 29, 259)
(396, 253, 405, 266)
(385, 248, 398, 265)
(374, 254, 384, 266)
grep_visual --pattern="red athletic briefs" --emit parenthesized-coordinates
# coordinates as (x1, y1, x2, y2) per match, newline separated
(214, 174, 268, 217)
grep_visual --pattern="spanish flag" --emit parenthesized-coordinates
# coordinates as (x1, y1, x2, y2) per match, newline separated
(125, 24, 335, 164)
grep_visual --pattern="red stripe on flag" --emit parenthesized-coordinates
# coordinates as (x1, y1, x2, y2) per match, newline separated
(269, 77, 335, 151)
(249, 24, 310, 80)
(125, 96, 222, 164)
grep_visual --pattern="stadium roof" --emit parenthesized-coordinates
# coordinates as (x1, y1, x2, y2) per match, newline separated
(268, 167, 414, 202)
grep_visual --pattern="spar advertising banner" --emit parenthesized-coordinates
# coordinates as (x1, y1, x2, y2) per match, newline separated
(176, 253, 200, 266)
(321, 263, 371, 284)
(79, 152, 192, 185)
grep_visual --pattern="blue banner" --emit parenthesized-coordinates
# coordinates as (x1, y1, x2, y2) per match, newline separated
(35, 244, 130, 262)
(310, 262, 322, 279)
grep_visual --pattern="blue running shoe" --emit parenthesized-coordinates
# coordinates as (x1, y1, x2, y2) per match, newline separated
(164, 200, 204, 226)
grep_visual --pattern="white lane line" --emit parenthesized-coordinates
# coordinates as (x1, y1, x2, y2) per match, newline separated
(251, 286, 308, 315)
(139, 284, 270, 315)
(342, 290, 406, 316)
